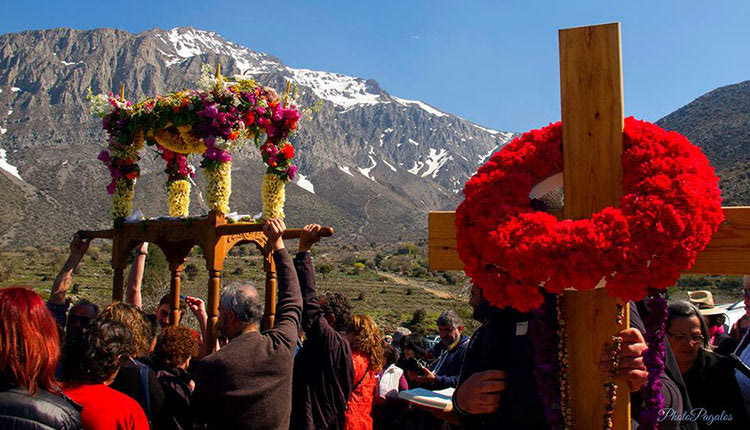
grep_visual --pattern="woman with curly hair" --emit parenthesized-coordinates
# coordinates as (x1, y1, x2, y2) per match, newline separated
(62, 318, 148, 429)
(345, 314, 384, 430)
(153, 325, 199, 430)
(0, 287, 81, 429)
(98, 302, 165, 425)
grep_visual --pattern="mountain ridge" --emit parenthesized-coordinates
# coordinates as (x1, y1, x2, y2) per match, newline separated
(0, 26, 513, 246)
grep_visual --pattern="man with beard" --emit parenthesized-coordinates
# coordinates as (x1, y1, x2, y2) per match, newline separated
(191, 219, 302, 430)
(449, 285, 649, 429)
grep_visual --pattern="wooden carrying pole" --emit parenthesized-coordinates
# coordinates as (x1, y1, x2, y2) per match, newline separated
(559, 23, 629, 427)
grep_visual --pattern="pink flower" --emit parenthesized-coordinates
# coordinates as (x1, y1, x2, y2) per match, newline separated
(217, 150, 231, 163)
(106, 180, 117, 195)
(286, 165, 297, 180)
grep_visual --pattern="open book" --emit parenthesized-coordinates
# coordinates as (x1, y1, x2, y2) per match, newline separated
(397, 387, 455, 411)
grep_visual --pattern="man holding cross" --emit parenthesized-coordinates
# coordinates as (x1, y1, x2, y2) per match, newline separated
(448, 286, 649, 429)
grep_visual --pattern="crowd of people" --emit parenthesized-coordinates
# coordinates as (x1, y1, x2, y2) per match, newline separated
(1, 220, 750, 429)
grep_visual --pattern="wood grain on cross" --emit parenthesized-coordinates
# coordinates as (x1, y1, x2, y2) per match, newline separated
(428, 22, 750, 427)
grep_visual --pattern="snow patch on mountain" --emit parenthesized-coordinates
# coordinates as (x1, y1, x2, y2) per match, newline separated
(287, 68, 383, 108)
(408, 161, 424, 175)
(382, 159, 397, 172)
(422, 148, 451, 178)
(296, 174, 315, 194)
(339, 165, 354, 176)
(479, 145, 499, 163)
(408, 138, 420, 146)
(358, 156, 378, 181)
(0, 149, 23, 181)
(157, 28, 277, 73)
(393, 97, 447, 117)
(60, 60, 82, 66)
(0, 127, 6, 135)
(11, 87, 21, 92)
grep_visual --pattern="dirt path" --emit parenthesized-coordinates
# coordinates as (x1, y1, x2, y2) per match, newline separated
(376, 271, 454, 299)
(357, 193, 382, 235)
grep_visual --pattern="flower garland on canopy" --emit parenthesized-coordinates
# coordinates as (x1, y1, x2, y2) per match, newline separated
(89, 64, 303, 221)
(455, 117, 724, 429)
(90, 91, 140, 219)
(158, 146, 195, 217)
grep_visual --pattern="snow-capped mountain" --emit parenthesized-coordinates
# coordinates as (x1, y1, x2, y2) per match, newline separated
(0, 27, 514, 245)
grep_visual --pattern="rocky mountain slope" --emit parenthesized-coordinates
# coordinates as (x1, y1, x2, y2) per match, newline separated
(0, 27, 513, 246)
(0, 27, 747, 248)
(656, 80, 750, 206)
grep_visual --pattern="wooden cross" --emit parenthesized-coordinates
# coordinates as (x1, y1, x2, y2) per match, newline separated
(428, 22, 750, 427)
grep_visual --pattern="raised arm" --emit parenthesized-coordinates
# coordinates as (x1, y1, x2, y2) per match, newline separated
(125, 242, 148, 308)
(50, 234, 91, 304)
(264, 219, 302, 351)
(293, 224, 328, 333)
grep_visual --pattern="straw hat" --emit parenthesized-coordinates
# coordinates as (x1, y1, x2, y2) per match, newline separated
(687, 290, 726, 316)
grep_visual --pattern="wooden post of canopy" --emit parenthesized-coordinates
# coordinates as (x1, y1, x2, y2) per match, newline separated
(427, 22, 750, 428)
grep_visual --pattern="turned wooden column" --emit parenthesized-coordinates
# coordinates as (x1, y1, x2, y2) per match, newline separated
(262, 253, 277, 331)
(206, 269, 221, 351)
(112, 267, 126, 301)
(169, 265, 183, 326)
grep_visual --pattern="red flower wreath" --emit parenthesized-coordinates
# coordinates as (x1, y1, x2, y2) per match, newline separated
(456, 117, 724, 312)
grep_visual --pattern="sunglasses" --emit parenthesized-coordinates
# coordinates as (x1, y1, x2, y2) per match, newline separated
(68, 315, 92, 326)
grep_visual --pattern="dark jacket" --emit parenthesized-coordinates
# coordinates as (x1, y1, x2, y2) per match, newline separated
(682, 348, 750, 430)
(154, 366, 193, 430)
(110, 359, 165, 424)
(630, 301, 698, 430)
(290, 251, 354, 430)
(430, 335, 469, 390)
(191, 248, 302, 430)
(454, 306, 548, 430)
(0, 383, 82, 430)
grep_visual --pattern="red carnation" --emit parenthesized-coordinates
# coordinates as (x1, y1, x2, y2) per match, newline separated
(280, 144, 294, 160)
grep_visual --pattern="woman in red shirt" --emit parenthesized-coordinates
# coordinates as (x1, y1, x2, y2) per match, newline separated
(62, 318, 149, 430)
(345, 315, 385, 430)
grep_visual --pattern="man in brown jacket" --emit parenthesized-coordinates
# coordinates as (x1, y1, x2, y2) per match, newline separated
(191, 218, 302, 430)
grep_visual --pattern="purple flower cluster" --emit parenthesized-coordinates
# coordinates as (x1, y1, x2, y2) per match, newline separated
(530, 294, 564, 429)
(639, 292, 668, 429)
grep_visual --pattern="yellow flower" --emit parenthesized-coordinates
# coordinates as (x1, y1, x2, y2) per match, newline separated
(206, 161, 232, 213)
(262, 173, 286, 220)
(168, 180, 191, 217)
(154, 126, 205, 154)
(112, 178, 135, 220)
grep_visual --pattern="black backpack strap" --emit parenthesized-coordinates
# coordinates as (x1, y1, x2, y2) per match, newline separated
(352, 359, 372, 392)
(138, 362, 152, 423)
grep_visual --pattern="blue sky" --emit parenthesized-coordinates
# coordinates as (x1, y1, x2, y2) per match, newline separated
(1, 0, 749, 132)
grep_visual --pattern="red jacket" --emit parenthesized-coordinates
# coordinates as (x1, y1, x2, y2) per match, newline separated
(345, 352, 377, 430)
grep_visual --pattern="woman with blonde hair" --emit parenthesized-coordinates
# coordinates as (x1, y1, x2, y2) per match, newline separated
(345, 315, 385, 430)
(97, 301, 165, 425)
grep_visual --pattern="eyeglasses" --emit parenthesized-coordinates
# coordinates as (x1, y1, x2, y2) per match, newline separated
(68, 315, 92, 326)
(667, 332, 705, 344)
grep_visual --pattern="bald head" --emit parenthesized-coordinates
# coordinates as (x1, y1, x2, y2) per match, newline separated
(220, 282, 263, 326)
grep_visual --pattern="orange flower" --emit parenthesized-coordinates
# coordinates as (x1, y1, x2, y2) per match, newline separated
(228, 131, 240, 140)
(126, 171, 138, 180)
